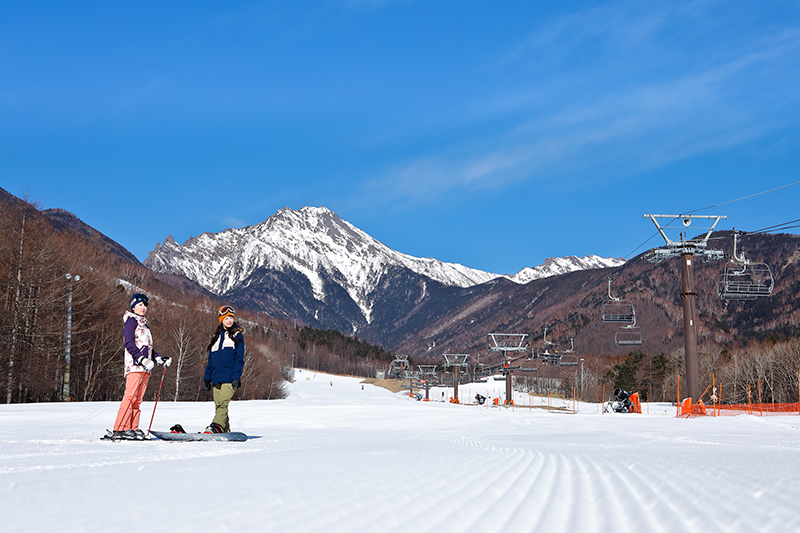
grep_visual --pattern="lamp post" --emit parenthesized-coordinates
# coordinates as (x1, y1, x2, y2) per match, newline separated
(63, 273, 80, 401)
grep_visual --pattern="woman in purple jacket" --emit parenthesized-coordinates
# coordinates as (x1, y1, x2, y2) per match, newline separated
(108, 293, 171, 440)
(203, 305, 245, 433)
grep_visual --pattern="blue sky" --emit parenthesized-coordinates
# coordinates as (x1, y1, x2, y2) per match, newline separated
(2, 1, 800, 275)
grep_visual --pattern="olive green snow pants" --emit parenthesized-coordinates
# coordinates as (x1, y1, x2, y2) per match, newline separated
(212, 382, 237, 433)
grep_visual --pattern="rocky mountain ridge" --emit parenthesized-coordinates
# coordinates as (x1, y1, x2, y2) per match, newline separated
(144, 206, 624, 332)
(5, 188, 798, 359)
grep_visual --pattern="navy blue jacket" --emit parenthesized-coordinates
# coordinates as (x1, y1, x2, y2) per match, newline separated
(204, 327, 245, 385)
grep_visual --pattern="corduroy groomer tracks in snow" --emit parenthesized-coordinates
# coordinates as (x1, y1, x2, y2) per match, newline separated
(2, 371, 800, 532)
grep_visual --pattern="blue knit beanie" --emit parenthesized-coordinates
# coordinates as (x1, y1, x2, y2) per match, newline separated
(130, 293, 149, 311)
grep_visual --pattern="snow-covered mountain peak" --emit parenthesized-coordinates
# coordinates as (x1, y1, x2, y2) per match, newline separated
(145, 207, 500, 322)
(144, 207, 625, 325)
(507, 255, 626, 284)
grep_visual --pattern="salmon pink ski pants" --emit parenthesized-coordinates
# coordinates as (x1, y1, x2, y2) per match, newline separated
(113, 372, 150, 431)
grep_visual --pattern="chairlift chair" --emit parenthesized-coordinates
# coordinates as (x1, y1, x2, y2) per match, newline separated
(521, 359, 539, 373)
(614, 316, 643, 346)
(615, 329, 643, 346)
(601, 277, 636, 323)
(716, 231, 774, 301)
(558, 337, 580, 367)
(536, 326, 563, 365)
(537, 350, 562, 365)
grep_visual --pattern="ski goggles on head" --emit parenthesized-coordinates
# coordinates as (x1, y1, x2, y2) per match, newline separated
(130, 293, 149, 310)
(218, 305, 236, 323)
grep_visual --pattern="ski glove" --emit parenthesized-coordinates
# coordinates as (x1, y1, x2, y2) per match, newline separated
(204, 379, 212, 391)
(156, 355, 172, 367)
(232, 379, 240, 390)
(139, 357, 155, 371)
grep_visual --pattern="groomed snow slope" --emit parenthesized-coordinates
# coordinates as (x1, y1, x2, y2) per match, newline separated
(2, 372, 800, 533)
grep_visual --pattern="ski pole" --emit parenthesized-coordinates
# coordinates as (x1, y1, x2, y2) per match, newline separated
(146, 365, 167, 437)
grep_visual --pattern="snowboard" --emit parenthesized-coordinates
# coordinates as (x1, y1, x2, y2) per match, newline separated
(150, 429, 248, 442)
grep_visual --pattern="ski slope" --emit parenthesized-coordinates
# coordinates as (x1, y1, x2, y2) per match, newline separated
(2, 371, 800, 533)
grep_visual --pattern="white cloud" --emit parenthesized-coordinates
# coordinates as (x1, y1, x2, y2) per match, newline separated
(355, 1, 800, 208)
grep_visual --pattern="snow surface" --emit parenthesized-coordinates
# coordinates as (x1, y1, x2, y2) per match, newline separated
(3, 372, 800, 533)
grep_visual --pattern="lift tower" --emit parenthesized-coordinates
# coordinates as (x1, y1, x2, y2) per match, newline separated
(443, 354, 469, 402)
(417, 365, 438, 401)
(643, 214, 726, 402)
(488, 333, 528, 404)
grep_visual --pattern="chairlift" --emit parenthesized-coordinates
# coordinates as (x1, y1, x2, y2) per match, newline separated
(522, 359, 539, 373)
(614, 316, 643, 346)
(558, 337, 580, 367)
(473, 362, 489, 379)
(601, 278, 635, 323)
(536, 326, 563, 365)
(388, 354, 410, 379)
(717, 231, 774, 301)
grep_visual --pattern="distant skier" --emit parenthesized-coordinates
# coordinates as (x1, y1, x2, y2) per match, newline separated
(107, 293, 171, 440)
(203, 305, 245, 433)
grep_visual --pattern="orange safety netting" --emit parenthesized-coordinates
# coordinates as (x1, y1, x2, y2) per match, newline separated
(678, 399, 800, 417)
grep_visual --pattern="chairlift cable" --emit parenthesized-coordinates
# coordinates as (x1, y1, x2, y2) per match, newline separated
(527, 180, 798, 342)
(624, 180, 800, 258)
(683, 180, 800, 215)
(749, 218, 800, 234)
(545, 181, 797, 348)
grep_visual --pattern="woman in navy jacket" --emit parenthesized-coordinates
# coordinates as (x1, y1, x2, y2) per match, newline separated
(203, 305, 245, 433)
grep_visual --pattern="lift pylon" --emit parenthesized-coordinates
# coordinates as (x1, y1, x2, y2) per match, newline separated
(443, 354, 469, 402)
(417, 365, 438, 401)
(488, 333, 528, 404)
(643, 213, 726, 403)
(389, 354, 410, 379)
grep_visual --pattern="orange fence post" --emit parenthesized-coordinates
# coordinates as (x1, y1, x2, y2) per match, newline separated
(758, 378, 763, 416)
(602, 384, 605, 415)
(676, 375, 680, 418)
